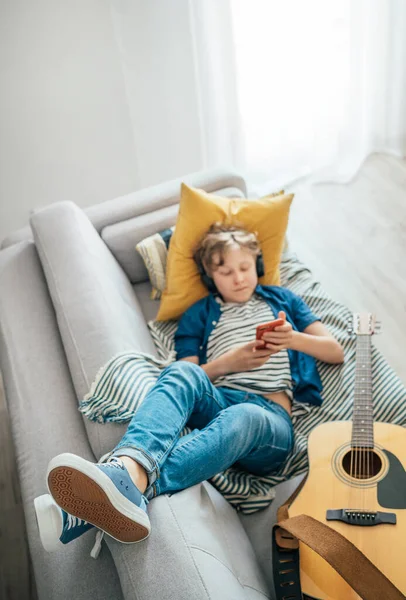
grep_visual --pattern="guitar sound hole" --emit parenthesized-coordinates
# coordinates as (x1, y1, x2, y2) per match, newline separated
(342, 449, 382, 480)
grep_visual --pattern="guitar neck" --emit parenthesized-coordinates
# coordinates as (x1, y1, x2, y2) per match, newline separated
(352, 335, 374, 448)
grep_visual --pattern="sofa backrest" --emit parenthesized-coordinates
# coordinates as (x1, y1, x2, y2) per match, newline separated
(0, 168, 247, 252)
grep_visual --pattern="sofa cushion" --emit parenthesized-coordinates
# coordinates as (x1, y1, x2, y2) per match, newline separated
(101, 186, 246, 285)
(107, 481, 271, 600)
(135, 225, 175, 300)
(0, 241, 124, 600)
(133, 280, 160, 322)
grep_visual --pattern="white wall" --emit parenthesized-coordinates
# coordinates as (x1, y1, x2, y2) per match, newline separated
(110, 1, 204, 190)
(0, 0, 204, 242)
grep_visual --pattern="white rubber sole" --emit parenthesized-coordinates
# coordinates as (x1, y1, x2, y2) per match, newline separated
(46, 453, 151, 544)
(34, 494, 64, 553)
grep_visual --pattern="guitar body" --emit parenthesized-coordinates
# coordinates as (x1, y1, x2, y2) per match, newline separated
(289, 420, 406, 600)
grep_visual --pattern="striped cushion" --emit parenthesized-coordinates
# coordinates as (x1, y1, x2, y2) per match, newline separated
(135, 226, 175, 299)
(78, 247, 406, 514)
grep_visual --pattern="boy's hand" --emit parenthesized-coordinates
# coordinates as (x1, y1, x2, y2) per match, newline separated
(219, 340, 275, 374)
(217, 312, 295, 375)
(261, 311, 294, 354)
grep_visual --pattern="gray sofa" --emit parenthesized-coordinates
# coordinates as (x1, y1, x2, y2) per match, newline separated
(0, 169, 303, 600)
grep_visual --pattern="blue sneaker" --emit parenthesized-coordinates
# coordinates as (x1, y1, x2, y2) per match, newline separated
(46, 453, 151, 543)
(34, 494, 94, 552)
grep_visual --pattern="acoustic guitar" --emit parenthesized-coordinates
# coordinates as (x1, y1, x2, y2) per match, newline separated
(288, 313, 406, 599)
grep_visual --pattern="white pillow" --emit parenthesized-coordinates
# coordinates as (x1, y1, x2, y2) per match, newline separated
(135, 226, 175, 299)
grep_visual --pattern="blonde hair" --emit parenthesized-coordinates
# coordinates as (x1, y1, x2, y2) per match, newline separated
(193, 222, 261, 275)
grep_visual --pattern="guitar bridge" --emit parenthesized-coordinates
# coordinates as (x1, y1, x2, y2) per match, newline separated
(326, 509, 396, 526)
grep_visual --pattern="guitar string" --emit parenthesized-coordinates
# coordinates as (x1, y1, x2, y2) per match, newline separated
(350, 360, 354, 509)
(353, 357, 356, 509)
(368, 335, 373, 508)
(358, 338, 365, 511)
(368, 338, 372, 511)
(365, 339, 368, 510)
(357, 342, 360, 512)
(360, 337, 366, 512)
(362, 338, 372, 513)
(351, 321, 374, 515)
(364, 343, 367, 506)
(352, 337, 356, 512)
(357, 339, 371, 513)
(358, 340, 361, 511)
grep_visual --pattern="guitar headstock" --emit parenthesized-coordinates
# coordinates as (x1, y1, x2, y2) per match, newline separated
(347, 312, 381, 336)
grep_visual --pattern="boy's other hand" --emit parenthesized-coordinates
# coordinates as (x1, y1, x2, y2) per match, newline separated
(261, 310, 294, 353)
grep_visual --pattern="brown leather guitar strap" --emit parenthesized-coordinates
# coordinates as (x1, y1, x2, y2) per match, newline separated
(272, 478, 404, 600)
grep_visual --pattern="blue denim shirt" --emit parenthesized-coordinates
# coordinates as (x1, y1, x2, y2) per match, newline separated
(174, 284, 324, 406)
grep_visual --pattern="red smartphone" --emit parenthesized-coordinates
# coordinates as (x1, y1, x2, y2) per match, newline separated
(255, 318, 285, 348)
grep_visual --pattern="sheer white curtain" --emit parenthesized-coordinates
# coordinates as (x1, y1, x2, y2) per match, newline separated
(190, 0, 406, 188)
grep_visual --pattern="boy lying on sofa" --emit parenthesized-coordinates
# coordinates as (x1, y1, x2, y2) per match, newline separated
(34, 222, 344, 551)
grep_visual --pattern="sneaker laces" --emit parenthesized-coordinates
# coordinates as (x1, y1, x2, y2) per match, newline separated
(102, 454, 151, 506)
(105, 456, 125, 469)
(90, 530, 105, 559)
(107, 456, 150, 504)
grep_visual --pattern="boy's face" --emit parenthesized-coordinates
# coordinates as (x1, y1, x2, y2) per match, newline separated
(210, 247, 258, 303)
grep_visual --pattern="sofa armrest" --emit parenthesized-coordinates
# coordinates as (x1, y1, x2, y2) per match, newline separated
(30, 201, 156, 402)
(0, 241, 124, 600)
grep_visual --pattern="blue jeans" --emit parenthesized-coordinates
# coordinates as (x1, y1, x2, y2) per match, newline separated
(106, 361, 294, 501)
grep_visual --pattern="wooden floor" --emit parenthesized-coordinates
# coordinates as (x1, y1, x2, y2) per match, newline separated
(0, 152, 405, 599)
(288, 153, 406, 386)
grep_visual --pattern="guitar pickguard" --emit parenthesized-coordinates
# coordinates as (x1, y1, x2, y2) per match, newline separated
(378, 449, 406, 509)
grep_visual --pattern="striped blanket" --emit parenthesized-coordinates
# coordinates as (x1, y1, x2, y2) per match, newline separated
(78, 249, 406, 514)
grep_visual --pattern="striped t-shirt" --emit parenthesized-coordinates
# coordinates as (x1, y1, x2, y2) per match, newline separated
(207, 292, 294, 400)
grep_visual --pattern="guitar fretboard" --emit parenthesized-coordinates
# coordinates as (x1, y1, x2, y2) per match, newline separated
(352, 335, 374, 448)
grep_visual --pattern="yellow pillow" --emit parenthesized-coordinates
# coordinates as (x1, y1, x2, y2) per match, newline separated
(156, 183, 294, 321)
